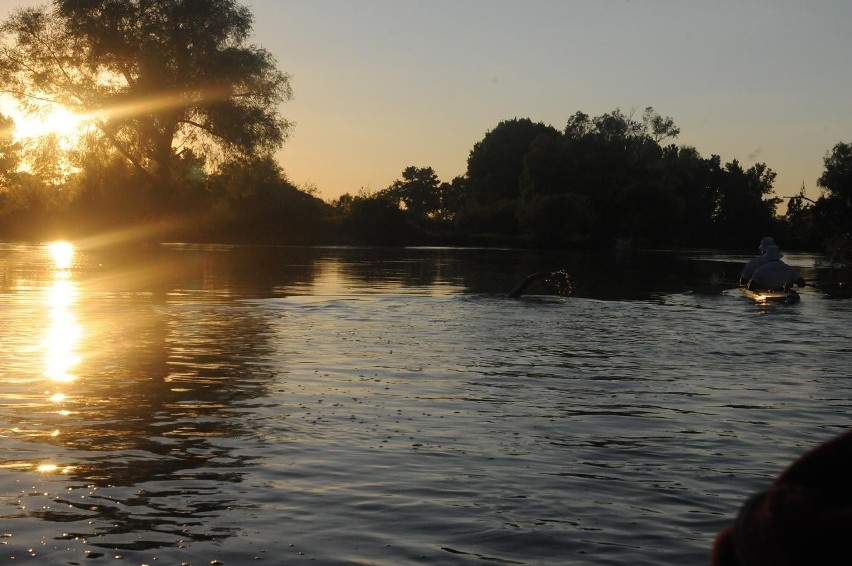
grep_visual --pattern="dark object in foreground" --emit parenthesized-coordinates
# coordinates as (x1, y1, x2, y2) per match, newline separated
(712, 428, 852, 565)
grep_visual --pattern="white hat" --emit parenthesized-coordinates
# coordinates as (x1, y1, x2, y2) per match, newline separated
(764, 245, 783, 260)
(759, 236, 775, 251)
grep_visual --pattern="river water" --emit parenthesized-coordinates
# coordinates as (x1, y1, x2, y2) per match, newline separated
(0, 242, 850, 565)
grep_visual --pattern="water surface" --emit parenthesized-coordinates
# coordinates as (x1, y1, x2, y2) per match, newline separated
(0, 243, 850, 564)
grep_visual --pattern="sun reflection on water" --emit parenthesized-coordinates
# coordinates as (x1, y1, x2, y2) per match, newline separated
(43, 242, 82, 394)
(47, 241, 74, 270)
(44, 278, 81, 384)
(35, 463, 75, 474)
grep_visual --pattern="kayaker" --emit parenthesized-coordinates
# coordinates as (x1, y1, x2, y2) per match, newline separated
(738, 236, 776, 285)
(747, 245, 805, 291)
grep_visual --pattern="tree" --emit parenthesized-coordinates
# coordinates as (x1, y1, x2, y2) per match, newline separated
(659, 145, 715, 245)
(466, 118, 559, 205)
(0, 113, 21, 187)
(0, 0, 292, 197)
(204, 155, 332, 244)
(337, 191, 410, 245)
(518, 192, 596, 246)
(558, 107, 680, 244)
(436, 176, 466, 223)
(460, 118, 559, 241)
(642, 106, 681, 143)
(385, 166, 441, 227)
(710, 158, 780, 247)
(818, 142, 852, 204)
(519, 131, 568, 198)
(815, 142, 852, 262)
(783, 184, 817, 250)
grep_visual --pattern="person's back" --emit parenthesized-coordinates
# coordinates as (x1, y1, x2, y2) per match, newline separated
(739, 236, 776, 285)
(748, 246, 804, 291)
(739, 256, 770, 284)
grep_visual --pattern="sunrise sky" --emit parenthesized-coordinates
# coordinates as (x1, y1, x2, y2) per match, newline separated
(2, 0, 850, 203)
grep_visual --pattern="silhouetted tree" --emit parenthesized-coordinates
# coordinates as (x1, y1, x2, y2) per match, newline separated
(204, 155, 331, 243)
(436, 176, 466, 223)
(0, 113, 21, 188)
(642, 106, 681, 143)
(335, 190, 410, 245)
(466, 118, 559, 205)
(385, 166, 441, 227)
(519, 130, 568, 197)
(518, 192, 596, 246)
(783, 184, 817, 250)
(709, 157, 780, 247)
(457, 118, 557, 241)
(525, 107, 681, 245)
(65, 153, 154, 235)
(815, 142, 852, 262)
(818, 142, 852, 204)
(0, 112, 75, 239)
(659, 145, 715, 245)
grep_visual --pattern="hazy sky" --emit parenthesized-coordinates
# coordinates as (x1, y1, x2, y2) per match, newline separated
(2, 0, 850, 203)
(244, 0, 851, 202)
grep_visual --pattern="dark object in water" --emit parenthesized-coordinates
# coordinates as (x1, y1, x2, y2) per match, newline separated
(712, 428, 852, 565)
(508, 271, 552, 298)
(508, 269, 573, 298)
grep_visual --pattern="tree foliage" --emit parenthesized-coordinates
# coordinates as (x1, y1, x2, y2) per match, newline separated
(444, 107, 781, 248)
(204, 156, 331, 243)
(466, 118, 559, 205)
(0, 0, 292, 190)
(342, 108, 788, 250)
(331, 189, 410, 245)
(709, 158, 780, 247)
(385, 166, 441, 226)
(0, 0, 309, 242)
(818, 142, 852, 202)
(814, 142, 852, 262)
(0, 113, 21, 186)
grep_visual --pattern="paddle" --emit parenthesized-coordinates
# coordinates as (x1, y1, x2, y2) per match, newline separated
(802, 280, 851, 299)
(688, 273, 742, 296)
(732, 281, 852, 301)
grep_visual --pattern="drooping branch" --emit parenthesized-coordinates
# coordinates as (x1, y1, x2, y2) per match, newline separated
(93, 118, 154, 180)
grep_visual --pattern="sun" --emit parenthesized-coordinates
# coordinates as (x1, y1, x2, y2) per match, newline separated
(0, 93, 91, 145)
(13, 108, 86, 141)
(1, 97, 95, 176)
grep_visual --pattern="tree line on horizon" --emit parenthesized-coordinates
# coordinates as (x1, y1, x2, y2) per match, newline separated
(0, 0, 849, 262)
(329, 110, 850, 261)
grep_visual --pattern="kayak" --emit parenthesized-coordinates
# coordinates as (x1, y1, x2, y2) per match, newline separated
(739, 286, 800, 305)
